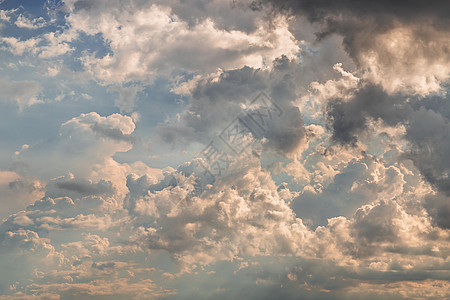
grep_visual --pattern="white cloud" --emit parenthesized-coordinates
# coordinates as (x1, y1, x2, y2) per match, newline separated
(0, 36, 41, 55)
(358, 25, 450, 95)
(15, 14, 46, 29)
(66, 2, 299, 85)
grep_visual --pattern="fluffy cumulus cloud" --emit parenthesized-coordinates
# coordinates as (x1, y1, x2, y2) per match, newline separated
(15, 112, 135, 179)
(64, 0, 300, 85)
(0, 0, 449, 299)
(264, 0, 450, 95)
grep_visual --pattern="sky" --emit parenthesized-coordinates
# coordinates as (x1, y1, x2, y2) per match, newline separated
(0, 0, 449, 299)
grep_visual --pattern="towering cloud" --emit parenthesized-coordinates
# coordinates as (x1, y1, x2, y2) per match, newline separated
(264, 0, 450, 94)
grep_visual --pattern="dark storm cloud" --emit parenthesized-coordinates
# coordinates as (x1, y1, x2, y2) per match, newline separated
(405, 106, 450, 198)
(424, 193, 450, 229)
(158, 66, 266, 146)
(158, 57, 306, 154)
(262, 0, 450, 87)
(326, 84, 412, 146)
(324, 83, 450, 227)
(262, 0, 450, 39)
(263, 0, 450, 21)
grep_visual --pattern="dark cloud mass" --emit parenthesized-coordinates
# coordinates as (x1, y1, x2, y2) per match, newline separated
(424, 193, 450, 229)
(262, 0, 450, 39)
(158, 57, 306, 154)
(325, 84, 412, 146)
(325, 83, 450, 226)
(264, 0, 450, 96)
(264, 0, 450, 21)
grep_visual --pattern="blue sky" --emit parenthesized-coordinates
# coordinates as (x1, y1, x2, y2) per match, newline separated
(0, 0, 449, 299)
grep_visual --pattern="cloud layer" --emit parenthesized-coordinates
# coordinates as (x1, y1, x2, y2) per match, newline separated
(0, 0, 449, 299)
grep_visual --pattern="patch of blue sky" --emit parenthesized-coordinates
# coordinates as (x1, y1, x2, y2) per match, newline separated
(1, 0, 46, 14)
(114, 77, 194, 169)
(0, 78, 120, 170)
(299, 43, 319, 56)
(71, 31, 112, 59)
(0, 0, 66, 30)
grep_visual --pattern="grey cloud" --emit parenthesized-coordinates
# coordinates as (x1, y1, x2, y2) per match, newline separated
(262, 0, 450, 95)
(324, 83, 450, 200)
(158, 66, 266, 145)
(262, 107, 305, 153)
(25, 177, 117, 219)
(89, 122, 136, 144)
(292, 159, 374, 227)
(263, 0, 450, 23)
(335, 199, 449, 260)
(47, 178, 115, 199)
(292, 155, 406, 228)
(162, 255, 448, 300)
(158, 57, 306, 154)
(27, 196, 76, 213)
(72, 0, 93, 10)
(262, 0, 450, 46)
(405, 106, 450, 196)
(424, 193, 450, 229)
(326, 84, 412, 146)
(92, 261, 115, 270)
(8, 179, 42, 193)
(352, 201, 399, 249)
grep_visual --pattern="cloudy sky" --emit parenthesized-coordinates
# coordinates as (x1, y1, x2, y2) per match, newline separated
(0, 0, 449, 299)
